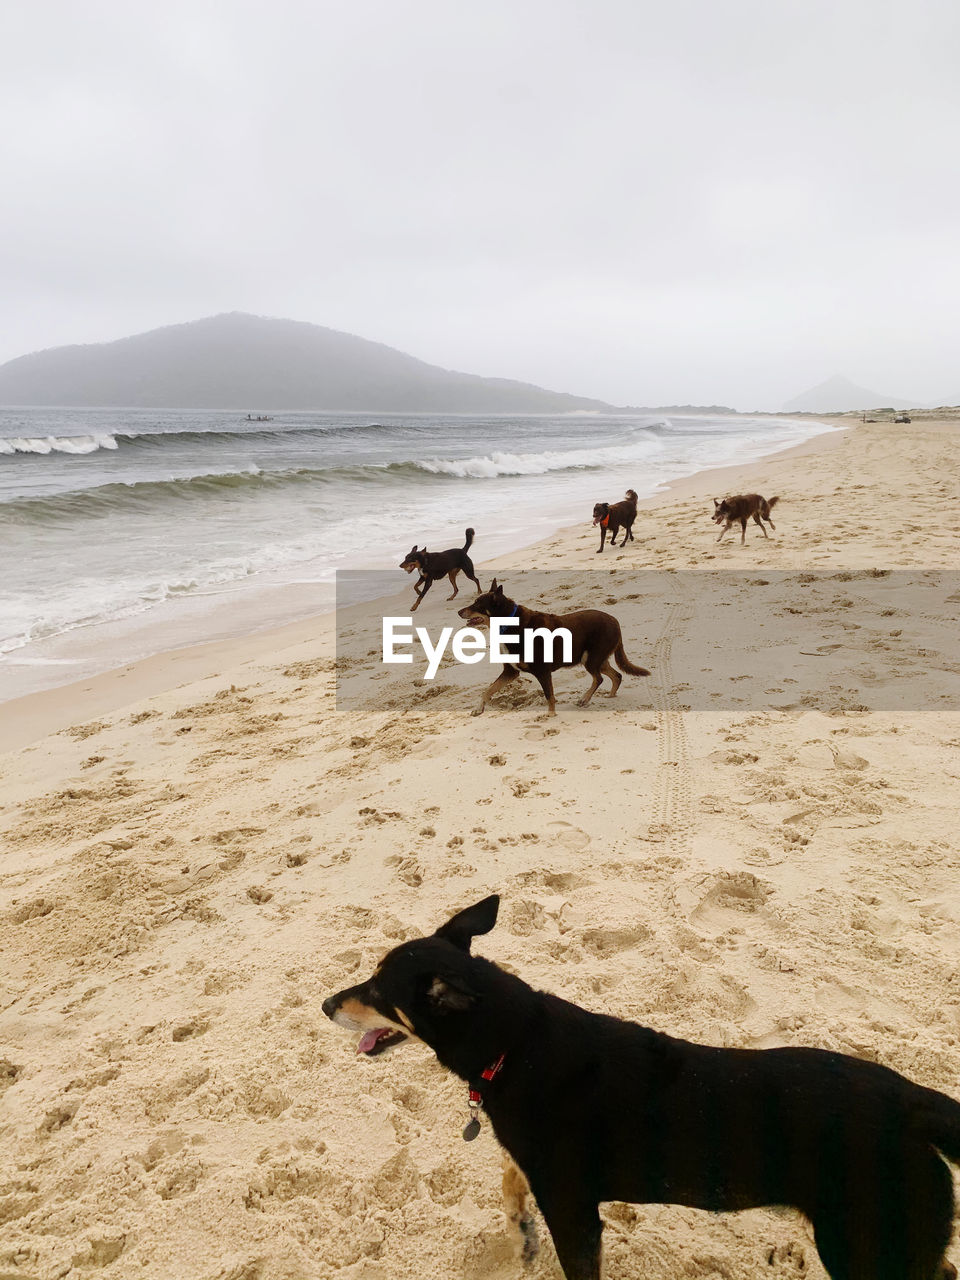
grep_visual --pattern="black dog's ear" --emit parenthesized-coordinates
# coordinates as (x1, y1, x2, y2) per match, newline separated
(488, 578, 499, 592)
(408, 544, 418, 554)
(427, 975, 478, 1013)
(435, 894, 500, 951)
(713, 498, 719, 508)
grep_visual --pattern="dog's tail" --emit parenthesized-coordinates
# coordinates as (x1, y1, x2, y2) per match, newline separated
(916, 1083, 960, 1165)
(614, 642, 650, 678)
(463, 527, 476, 552)
(763, 496, 780, 518)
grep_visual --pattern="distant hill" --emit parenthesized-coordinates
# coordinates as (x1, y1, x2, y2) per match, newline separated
(783, 375, 917, 413)
(641, 403, 738, 415)
(0, 312, 614, 413)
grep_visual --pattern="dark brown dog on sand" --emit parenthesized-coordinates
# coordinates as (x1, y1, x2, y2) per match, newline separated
(457, 579, 649, 715)
(712, 493, 779, 544)
(592, 488, 638, 553)
(399, 527, 481, 611)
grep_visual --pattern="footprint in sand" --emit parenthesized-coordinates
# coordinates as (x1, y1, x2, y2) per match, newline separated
(154, 1156, 204, 1200)
(9, 896, 56, 924)
(681, 870, 774, 934)
(506, 898, 550, 936)
(203, 969, 246, 996)
(38, 1100, 80, 1134)
(579, 923, 653, 957)
(171, 1016, 210, 1042)
(209, 825, 266, 845)
(1, 1059, 23, 1093)
(423, 1157, 467, 1208)
(540, 870, 591, 893)
(765, 1241, 810, 1275)
(143, 1067, 211, 1122)
(813, 979, 876, 1019)
(461, 1233, 524, 1280)
(384, 854, 423, 888)
(546, 820, 590, 851)
(242, 1080, 291, 1119)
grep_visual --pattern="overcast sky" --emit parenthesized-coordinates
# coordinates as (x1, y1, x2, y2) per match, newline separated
(1, 0, 958, 409)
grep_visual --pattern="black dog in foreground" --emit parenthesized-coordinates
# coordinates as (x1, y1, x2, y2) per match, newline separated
(399, 527, 480, 611)
(457, 579, 649, 715)
(592, 488, 638, 553)
(713, 493, 779, 544)
(324, 895, 960, 1280)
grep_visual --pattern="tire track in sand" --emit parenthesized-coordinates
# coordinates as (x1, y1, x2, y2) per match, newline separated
(648, 596, 694, 859)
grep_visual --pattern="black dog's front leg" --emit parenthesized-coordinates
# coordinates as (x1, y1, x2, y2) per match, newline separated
(596, 528, 607, 553)
(537, 1193, 603, 1280)
(411, 575, 432, 612)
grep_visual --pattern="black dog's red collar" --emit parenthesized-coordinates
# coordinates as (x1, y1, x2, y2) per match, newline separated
(463, 1052, 506, 1141)
(468, 1051, 506, 1105)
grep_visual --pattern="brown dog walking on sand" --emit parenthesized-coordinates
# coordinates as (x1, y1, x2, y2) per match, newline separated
(592, 489, 638, 553)
(457, 579, 649, 715)
(712, 493, 779, 544)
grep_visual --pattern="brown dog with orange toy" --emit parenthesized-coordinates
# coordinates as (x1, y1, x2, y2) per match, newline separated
(592, 489, 638, 553)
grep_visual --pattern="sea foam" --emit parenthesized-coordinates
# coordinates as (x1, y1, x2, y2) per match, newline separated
(0, 433, 118, 455)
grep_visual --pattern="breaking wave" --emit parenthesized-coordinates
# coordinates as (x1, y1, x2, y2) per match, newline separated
(409, 442, 655, 478)
(0, 420, 409, 457)
(1, 440, 663, 524)
(0, 433, 119, 455)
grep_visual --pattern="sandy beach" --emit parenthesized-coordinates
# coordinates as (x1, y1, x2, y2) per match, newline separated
(2, 414, 959, 1279)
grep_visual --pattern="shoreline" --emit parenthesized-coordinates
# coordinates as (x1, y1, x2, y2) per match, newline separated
(0, 415, 841, 751)
(0, 410, 825, 692)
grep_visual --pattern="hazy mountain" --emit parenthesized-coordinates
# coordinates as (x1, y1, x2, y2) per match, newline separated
(0, 312, 614, 413)
(783, 375, 917, 413)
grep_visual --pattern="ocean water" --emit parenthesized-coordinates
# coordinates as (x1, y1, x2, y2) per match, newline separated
(0, 407, 832, 687)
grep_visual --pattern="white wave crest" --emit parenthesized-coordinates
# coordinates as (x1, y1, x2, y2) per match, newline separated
(414, 451, 566, 478)
(412, 440, 657, 479)
(0, 433, 119, 455)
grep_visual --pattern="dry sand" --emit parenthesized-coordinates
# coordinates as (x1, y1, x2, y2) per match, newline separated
(1, 416, 959, 1279)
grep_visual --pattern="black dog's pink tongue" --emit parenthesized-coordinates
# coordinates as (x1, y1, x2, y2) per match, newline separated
(357, 1030, 381, 1055)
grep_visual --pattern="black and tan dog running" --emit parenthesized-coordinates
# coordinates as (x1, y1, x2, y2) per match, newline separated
(712, 493, 780, 544)
(399, 527, 481, 611)
(323, 895, 960, 1280)
(592, 488, 638, 553)
(457, 579, 648, 715)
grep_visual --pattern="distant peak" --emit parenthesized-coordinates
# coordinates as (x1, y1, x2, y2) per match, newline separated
(783, 374, 918, 413)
